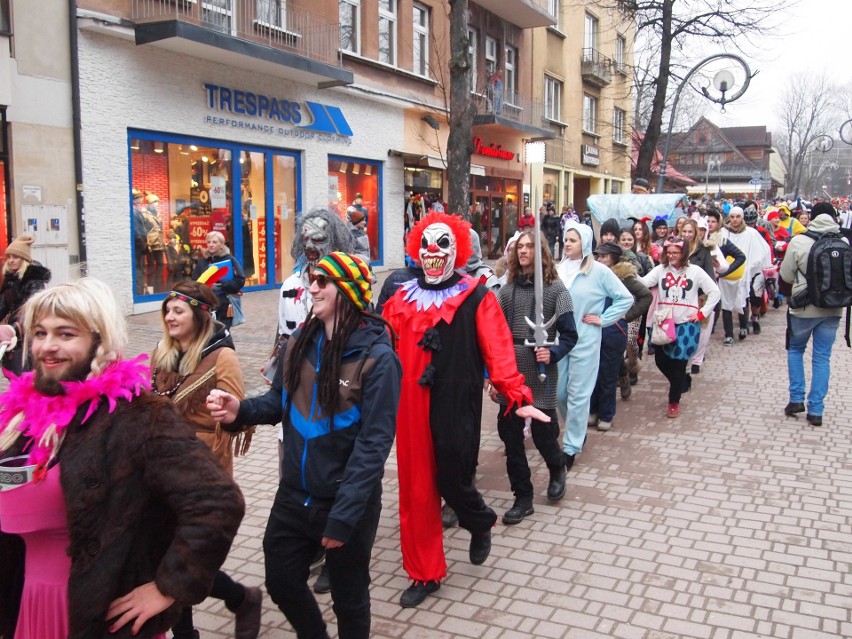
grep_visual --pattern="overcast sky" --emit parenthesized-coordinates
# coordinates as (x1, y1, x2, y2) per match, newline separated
(686, 0, 850, 131)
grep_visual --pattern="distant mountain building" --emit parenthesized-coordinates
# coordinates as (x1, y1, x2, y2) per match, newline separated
(666, 117, 784, 198)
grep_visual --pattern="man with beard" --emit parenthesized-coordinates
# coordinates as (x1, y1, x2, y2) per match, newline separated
(0, 278, 243, 639)
(278, 208, 355, 339)
(382, 212, 550, 608)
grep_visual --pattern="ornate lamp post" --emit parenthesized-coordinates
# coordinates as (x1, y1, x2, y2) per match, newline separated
(656, 53, 753, 193)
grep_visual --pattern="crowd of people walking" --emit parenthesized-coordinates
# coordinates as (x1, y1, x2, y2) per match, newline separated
(0, 194, 846, 639)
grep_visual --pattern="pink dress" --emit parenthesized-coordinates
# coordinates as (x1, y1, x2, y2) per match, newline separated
(0, 467, 169, 639)
(0, 465, 70, 639)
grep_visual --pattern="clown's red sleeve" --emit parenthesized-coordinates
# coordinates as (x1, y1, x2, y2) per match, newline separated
(475, 290, 533, 411)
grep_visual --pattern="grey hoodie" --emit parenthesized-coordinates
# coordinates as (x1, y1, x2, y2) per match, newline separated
(779, 214, 845, 319)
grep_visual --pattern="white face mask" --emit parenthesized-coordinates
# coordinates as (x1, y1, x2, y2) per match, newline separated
(419, 222, 457, 284)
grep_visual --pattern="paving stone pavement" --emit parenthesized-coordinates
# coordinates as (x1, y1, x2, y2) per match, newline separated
(120, 289, 851, 639)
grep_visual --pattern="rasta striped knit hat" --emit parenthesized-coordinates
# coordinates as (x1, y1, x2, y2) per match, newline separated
(314, 252, 373, 311)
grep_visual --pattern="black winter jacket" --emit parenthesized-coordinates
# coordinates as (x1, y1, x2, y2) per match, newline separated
(0, 264, 50, 323)
(229, 317, 401, 543)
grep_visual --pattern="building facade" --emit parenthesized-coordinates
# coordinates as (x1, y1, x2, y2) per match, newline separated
(528, 0, 635, 214)
(667, 118, 783, 199)
(5, 0, 625, 312)
(0, 1, 78, 284)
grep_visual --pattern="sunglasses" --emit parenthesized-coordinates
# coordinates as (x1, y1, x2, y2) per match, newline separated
(309, 272, 352, 288)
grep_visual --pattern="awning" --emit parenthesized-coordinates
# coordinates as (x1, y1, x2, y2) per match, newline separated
(394, 151, 446, 169)
(685, 181, 765, 194)
(470, 164, 486, 176)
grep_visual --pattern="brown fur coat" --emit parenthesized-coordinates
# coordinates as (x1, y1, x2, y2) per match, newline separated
(61, 393, 245, 639)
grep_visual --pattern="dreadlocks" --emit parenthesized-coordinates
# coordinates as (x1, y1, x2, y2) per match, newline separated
(284, 299, 396, 423)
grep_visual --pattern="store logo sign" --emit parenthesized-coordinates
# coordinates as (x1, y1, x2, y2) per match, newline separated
(473, 137, 515, 161)
(581, 144, 600, 166)
(203, 83, 353, 138)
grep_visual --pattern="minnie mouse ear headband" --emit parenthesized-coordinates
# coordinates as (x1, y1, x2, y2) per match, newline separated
(663, 236, 685, 251)
(652, 216, 669, 230)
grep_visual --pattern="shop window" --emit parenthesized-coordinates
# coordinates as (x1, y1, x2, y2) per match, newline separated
(273, 154, 298, 283)
(0, 106, 7, 255)
(129, 133, 300, 300)
(543, 169, 559, 207)
(328, 157, 381, 263)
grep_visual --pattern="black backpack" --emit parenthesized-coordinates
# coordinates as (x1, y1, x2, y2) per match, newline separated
(790, 230, 852, 347)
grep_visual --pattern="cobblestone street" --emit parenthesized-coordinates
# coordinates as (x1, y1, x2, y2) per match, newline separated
(126, 287, 852, 639)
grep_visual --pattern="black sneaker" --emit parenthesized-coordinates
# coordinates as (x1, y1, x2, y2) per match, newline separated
(752, 319, 761, 335)
(691, 364, 700, 375)
(738, 328, 748, 341)
(399, 580, 440, 608)
(806, 414, 823, 426)
(723, 336, 734, 346)
(564, 452, 575, 472)
(502, 501, 534, 525)
(469, 530, 492, 565)
(784, 402, 805, 417)
(313, 564, 330, 594)
(441, 503, 458, 529)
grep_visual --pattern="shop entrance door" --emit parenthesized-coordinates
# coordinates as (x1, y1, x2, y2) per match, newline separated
(471, 191, 507, 259)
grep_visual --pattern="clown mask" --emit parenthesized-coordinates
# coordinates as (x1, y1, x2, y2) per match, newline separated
(419, 222, 457, 284)
(302, 217, 330, 271)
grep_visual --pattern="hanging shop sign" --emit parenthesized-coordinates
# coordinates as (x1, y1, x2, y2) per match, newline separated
(203, 83, 353, 144)
(581, 144, 600, 166)
(473, 137, 515, 161)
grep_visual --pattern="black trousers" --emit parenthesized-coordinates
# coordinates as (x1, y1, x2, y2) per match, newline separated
(432, 419, 497, 535)
(654, 348, 689, 404)
(590, 329, 628, 422)
(172, 571, 245, 637)
(264, 485, 382, 639)
(722, 309, 748, 338)
(497, 408, 562, 502)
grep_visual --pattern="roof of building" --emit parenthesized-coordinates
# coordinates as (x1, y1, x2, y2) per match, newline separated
(720, 125, 772, 148)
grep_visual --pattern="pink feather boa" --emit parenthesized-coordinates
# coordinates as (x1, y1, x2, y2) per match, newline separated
(0, 354, 151, 466)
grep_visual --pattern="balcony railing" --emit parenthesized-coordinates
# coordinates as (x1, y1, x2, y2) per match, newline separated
(581, 47, 612, 87)
(131, 0, 343, 68)
(473, 88, 550, 134)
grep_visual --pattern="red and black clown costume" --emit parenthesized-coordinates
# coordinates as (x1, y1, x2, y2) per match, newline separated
(382, 212, 533, 584)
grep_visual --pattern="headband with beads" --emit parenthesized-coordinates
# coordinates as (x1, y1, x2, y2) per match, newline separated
(167, 290, 212, 313)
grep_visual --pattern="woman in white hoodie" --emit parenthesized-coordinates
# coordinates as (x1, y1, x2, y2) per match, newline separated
(641, 237, 720, 418)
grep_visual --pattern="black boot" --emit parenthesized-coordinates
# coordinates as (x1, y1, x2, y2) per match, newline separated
(547, 465, 566, 501)
(502, 499, 534, 525)
(469, 530, 492, 565)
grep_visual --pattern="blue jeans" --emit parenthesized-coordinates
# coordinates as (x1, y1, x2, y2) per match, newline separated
(787, 314, 840, 417)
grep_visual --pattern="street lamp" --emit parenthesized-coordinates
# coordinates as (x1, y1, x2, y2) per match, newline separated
(656, 53, 753, 193)
(839, 119, 852, 146)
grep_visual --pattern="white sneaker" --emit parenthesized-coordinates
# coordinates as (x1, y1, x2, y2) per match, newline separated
(597, 421, 612, 431)
(587, 413, 598, 427)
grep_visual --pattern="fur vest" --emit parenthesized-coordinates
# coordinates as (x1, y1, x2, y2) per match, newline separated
(61, 393, 244, 639)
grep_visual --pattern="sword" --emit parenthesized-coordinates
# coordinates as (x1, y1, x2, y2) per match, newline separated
(524, 202, 556, 382)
